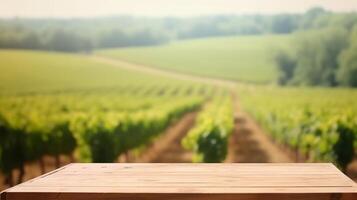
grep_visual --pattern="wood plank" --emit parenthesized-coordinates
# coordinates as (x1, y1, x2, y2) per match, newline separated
(1, 163, 357, 200)
(5, 186, 357, 193)
(18, 175, 351, 187)
(3, 192, 355, 200)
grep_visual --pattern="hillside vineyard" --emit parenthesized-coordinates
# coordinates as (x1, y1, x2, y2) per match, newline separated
(0, 50, 225, 186)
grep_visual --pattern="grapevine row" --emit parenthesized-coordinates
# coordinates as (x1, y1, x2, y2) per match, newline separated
(0, 89, 207, 185)
(240, 87, 357, 171)
(182, 95, 234, 162)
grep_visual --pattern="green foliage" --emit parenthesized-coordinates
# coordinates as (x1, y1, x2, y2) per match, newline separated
(271, 14, 299, 34)
(98, 29, 168, 48)
(332, 119, 355, 170)
(46, 119, 77, 157)
(337, 26, 357, 87)
(196, 126, 228, 163)
(0, 95, 204, 166)
(273, 10, 357, 88)
(239, 86, 357, 171)
(0, 117, 26, 177)
(182, 96, 234, 163)
(299, 7, 329, 30)
(273, 50, 296, 85)
(292, 27, 348, 86)
(70, 98, 202, 162)
(338, 47, 357, 87)
(0, 26, 92, 52)
(274, 27, 354, 87)
(47, 29, 92, 52)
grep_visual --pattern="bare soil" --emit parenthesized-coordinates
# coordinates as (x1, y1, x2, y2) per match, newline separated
(347, 159, 357, 182)
(226, 111, 293, 163)
(225, 99, 357, 181)
(134, 112, 197, 163)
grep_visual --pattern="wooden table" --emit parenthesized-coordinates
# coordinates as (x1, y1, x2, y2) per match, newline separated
(1, 163, 357, 200)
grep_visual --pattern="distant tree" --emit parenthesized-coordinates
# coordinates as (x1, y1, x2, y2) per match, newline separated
(177, 21, 223, 39)
(291, 28, 348, 86)
(99, 30, 128, 48)
(271, 15, 298, 34)
(47, 29, 92, 52)
(311, 13, 357, 31)
(130, 30, 168, 46)
(337, 26, 357, 87)
(98, 29, 167, 48)
(21, 32, 42, 49)
(274, 50, 296, 85)
(300, 7, 329, 29)
(0, 25, 24, 48)
(326, 13, 357, 31)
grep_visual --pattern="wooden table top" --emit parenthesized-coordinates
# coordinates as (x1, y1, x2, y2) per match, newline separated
(2, 163, 357, 200)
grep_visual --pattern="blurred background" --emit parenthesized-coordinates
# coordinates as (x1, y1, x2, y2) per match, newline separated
(1, 0, 357, 189)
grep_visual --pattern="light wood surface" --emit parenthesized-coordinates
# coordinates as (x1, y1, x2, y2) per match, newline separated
(1, 163, 357, 200)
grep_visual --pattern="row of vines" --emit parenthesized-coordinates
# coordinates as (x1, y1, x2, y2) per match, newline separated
(0, 84, 212, 186)
(239, 86, 357, 171)
(182, 94, 235, 162)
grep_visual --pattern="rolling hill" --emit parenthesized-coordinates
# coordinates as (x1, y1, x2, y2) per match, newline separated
(97, 34, 292, 83)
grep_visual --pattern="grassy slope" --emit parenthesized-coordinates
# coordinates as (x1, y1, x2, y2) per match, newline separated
(0, 50, 179, 94)
(97, 34, 291, 83)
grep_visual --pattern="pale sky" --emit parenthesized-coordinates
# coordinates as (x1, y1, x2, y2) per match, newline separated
(1, 0, 357, 18)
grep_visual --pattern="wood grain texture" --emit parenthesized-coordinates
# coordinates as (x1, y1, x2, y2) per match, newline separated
(1, 163, 357, 200)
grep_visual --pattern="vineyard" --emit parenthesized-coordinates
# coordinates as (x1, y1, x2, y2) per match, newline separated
(0, 92, 206, 183)
(0, 50, 219, 186)
(182, 95, 234, 162)
(239, 86, 357, 171)
(1, 47, 357, 189)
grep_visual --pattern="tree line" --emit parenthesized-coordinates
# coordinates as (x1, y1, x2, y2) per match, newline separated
(1, 7, 356, 53)
(274, 10, 357, 87)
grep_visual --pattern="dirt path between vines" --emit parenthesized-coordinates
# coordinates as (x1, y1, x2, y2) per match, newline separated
(134, 112, 197, 163)
(226, 112, 293, 163)
(225, 92, 293, 163)
(92, 55, 293, 164)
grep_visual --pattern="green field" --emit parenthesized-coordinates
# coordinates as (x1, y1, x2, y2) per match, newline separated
(97, 34, 291, 83)
(0, 50, 194, 94)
